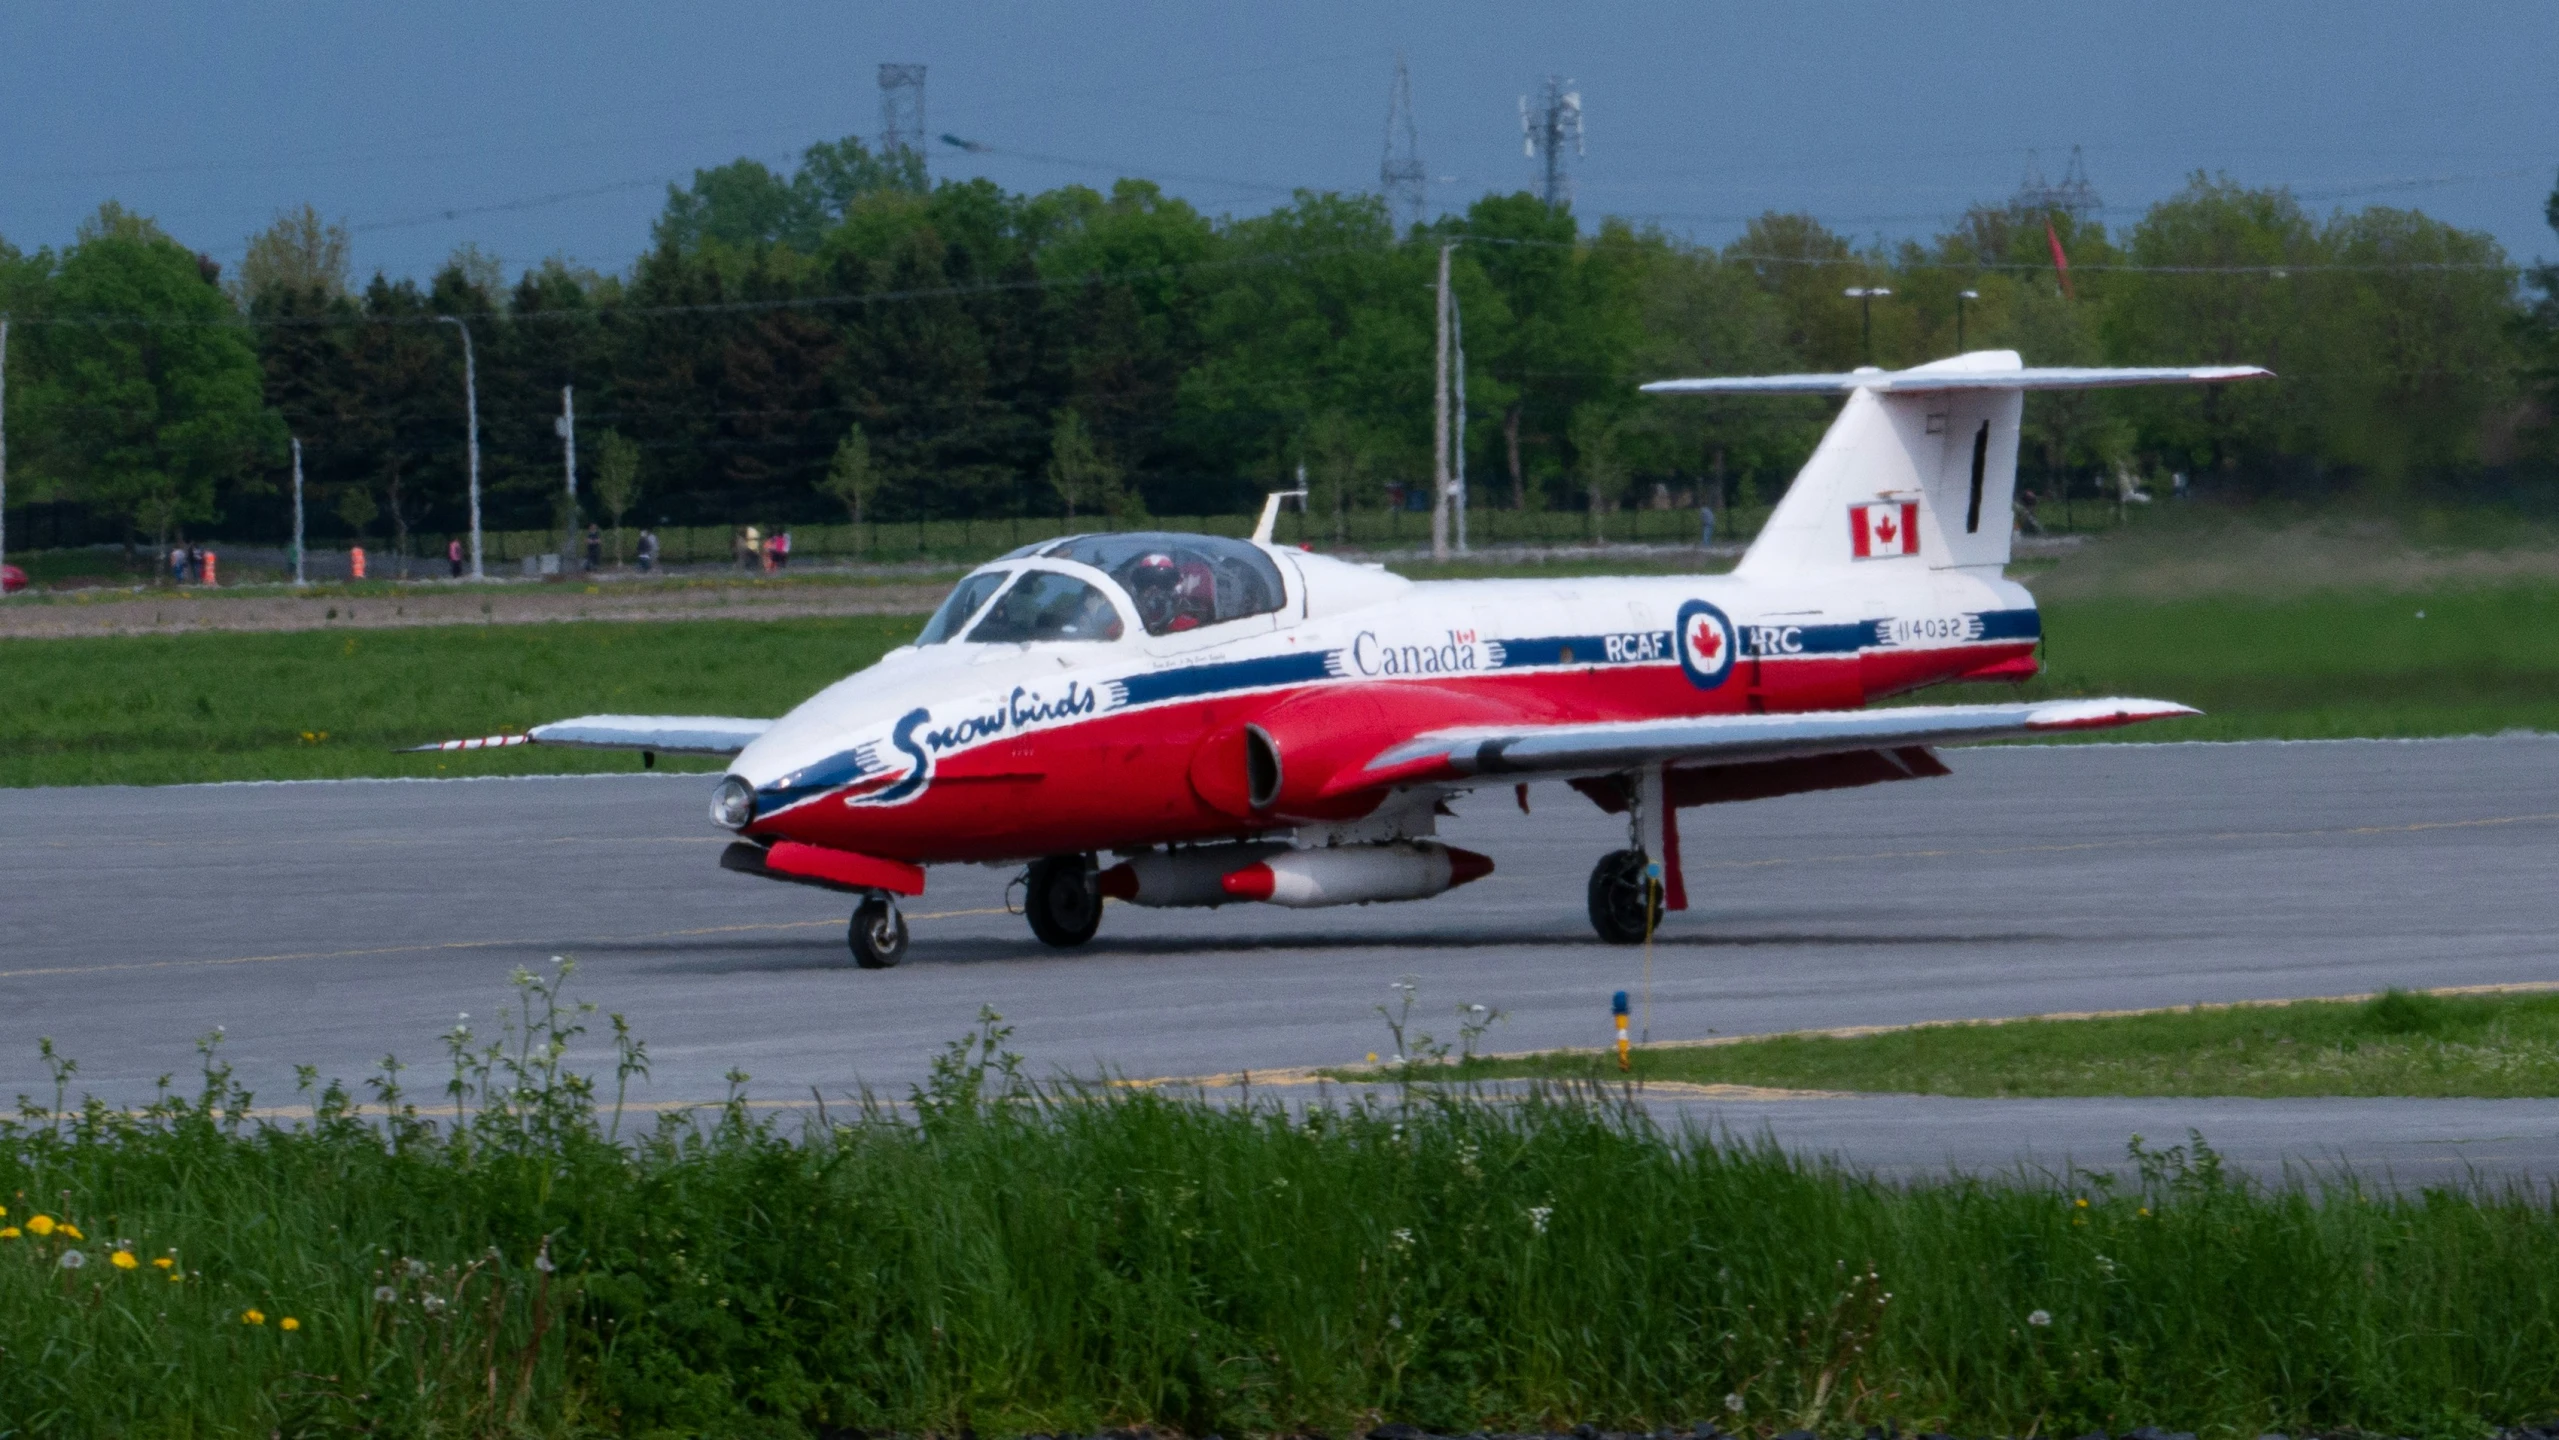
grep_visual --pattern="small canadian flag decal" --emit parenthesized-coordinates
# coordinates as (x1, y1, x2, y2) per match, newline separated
(1849, 500, 1921, 559)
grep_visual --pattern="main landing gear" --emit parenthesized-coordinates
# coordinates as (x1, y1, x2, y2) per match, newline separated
(1586, 848, 1664, 946)
(1024, 854, 1104, 948)
(848, 894, 909, 969)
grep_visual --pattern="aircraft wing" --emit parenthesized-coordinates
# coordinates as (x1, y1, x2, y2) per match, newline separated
(408, 714, 773, 756)
(1335, 698, 2196, 792)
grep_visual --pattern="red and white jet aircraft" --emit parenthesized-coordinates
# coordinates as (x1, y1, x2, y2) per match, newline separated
(427, 351, 2267, 966)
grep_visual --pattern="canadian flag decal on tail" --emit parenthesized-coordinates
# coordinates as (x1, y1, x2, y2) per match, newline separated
(1850, 500, 1921, 560)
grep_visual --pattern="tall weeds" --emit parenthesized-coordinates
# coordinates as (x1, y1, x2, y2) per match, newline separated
(3, 968, 2557, 1437)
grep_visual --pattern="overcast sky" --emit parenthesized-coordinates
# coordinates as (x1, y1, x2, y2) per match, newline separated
(4, 1, 2554, 284)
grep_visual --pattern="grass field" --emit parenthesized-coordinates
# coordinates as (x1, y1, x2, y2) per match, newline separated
(1440, 989, 2559, 1099)
(11, 976, 2559, 1439)
(5, 571, 2557, 787)
(0, 616, 918, 787)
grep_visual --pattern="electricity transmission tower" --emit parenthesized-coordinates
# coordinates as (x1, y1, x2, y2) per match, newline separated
(879, 64, 927, 171)
(2012, 144, 2100, 219)
(1519, 76, 1583, 209)
(1379, 52, 1427, 231)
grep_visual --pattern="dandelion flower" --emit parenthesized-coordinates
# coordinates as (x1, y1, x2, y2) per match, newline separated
(59, 1249, 85, 1270)
(280, 1317, 300, 1332)
(110, 1250, 138, 1270)
(420, 1295, 446, 1315)
(59, 1223, 81, 1241)
(0, 1227, 18, 1240)
(2074, 1197, 2089, 1209)
(2027, 1308, 2052, 1327)
(26, 1215, 54, 1237)
(404, 1258, 428, 1278)
(242, 1309, 265, 1326)
(1724, 1394, 1746, 1414)
(167, 1273, 183, 1284)
(534, 1252, 556, 1274)
(152, 1256, 174, 1271)
(373, 1285, 397, 1304)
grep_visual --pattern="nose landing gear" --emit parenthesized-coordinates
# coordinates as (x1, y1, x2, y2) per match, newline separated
(1587, 848, 1664, 945)
(1024, 853, 1104, 947)
(848, 894, 909, 968)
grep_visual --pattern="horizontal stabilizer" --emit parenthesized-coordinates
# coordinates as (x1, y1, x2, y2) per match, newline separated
(409, 714, 772, 756)
(1642, 363, 2272, 396)
(1355, 698, 2198, 786)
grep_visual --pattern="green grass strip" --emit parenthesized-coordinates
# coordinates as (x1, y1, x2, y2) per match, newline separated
(5, 580, 2559, 788)
(0, 615, 920, 787)
(8, 978, 2559, 1437)
(1447, 989, 2559, 1098)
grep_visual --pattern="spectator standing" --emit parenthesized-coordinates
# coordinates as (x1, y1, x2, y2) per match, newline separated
(739, 525, 760, 572)
(585, 523, 603, 573)
(447, 537, 464, 578)
(169, 545, 188, 584)
(772, 529, 792, 571)
(187, 543, 205, 585)
(636, 528, 659, 573)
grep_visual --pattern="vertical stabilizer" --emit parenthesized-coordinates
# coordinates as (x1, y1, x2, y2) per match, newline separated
(1638, 351, 2269, 580)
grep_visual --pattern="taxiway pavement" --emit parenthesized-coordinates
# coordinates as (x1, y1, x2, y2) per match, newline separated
(5, 736, 2556, 1183)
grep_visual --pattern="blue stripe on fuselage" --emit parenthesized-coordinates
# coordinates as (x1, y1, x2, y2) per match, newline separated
(1116, 650, 1339, 707)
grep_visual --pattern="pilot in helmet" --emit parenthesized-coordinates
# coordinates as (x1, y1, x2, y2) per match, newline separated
(1127, 552, 1187, 633)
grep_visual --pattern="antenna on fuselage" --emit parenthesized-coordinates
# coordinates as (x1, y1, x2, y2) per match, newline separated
(1253, 487, 1310, 545)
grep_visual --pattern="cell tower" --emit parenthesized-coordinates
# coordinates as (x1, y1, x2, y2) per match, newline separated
(1519, 76, 1583, 209)
(2012, 144, 2101, 220)
(879, 63, 927, 169)
(1379, 52, 1427, 231)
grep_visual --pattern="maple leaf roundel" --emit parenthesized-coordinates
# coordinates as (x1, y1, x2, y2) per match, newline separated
(1674, 599, 1738, 691)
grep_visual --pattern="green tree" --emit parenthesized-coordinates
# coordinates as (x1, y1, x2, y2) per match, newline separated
(236, 204, 351, 308)
(817, 425, 874, 526)
(1047, 408, 1137, 521)
(18, 204, 281, 565)
(592, 429, 641, 566)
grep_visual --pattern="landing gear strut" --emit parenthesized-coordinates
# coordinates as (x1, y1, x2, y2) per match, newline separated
(848, 894, 909, 968)
(1586, 849, 1663, 945)
(1024, 854, 1103, 948)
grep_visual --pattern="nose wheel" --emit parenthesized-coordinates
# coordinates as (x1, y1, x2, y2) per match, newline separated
(1024, 854, 1104, 948)
(848, 894, 909, 968)
(1587, 848, 1664, 945)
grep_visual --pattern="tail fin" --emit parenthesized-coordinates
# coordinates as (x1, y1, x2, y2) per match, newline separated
(1643, 351, 2269, 578)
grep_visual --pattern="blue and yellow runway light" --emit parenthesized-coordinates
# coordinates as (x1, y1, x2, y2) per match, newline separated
(1612, 989, 1631, 1072)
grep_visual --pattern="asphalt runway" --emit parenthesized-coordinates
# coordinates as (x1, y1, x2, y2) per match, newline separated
(6, 735, 2558, 1183)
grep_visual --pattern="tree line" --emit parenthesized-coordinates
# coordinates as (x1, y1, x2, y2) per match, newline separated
(2, 137, 2554, 558)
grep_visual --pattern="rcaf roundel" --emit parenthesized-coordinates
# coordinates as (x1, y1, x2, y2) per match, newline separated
(1674, 599, 1737, 690)
(1850, 500, 1921, 559)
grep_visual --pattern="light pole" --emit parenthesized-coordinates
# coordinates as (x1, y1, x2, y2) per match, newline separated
(290, 436, 306, 586)
(436, 316, 483, 579)
(1843, 286, 1892, 365)
(554, 385, 577, 570)
(1431, 242, 1453, 561)
(1956, 289, 1980, 353)
(0, 314, 10, 593)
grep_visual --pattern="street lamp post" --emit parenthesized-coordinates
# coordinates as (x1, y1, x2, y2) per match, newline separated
(1843, 287, 1893, 365)
(436, 316, 483, 580)
(1956, 289, 1980, 352)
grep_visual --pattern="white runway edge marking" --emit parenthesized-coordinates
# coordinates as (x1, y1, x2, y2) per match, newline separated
(1695, 808, 2559, 873)
(0, 908, 1017, 981)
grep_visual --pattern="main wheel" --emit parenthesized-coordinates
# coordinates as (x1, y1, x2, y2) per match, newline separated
(1586, 849, 1664, 945)
(1024, 854, 1103, 948)
(849, 895, 909, 969)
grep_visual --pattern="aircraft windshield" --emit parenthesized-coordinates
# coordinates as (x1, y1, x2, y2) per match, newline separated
(914, 570, 1007, 645)
(1039, 532, 1285, 637)
(966, 570, 1125, 644)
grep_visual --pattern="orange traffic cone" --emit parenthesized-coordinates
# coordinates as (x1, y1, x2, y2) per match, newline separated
(350, 546, 366, 580)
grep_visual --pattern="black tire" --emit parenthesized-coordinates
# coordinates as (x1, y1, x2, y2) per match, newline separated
(1024, 854, 1103, 948)
(1586, 848, 1664, 945)
(849, 896, 909, 969)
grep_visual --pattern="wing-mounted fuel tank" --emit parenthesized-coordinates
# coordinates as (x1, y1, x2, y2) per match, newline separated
(1099, 841, 1491, 909)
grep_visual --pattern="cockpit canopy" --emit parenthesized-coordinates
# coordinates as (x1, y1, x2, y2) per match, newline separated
(916, 532, 1288, 647)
